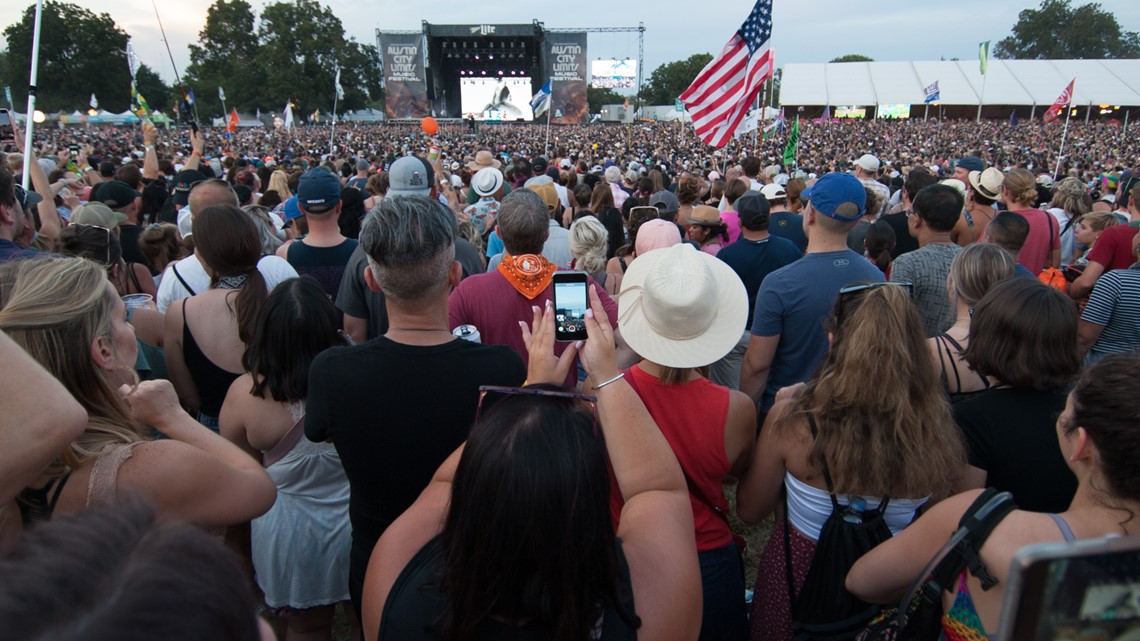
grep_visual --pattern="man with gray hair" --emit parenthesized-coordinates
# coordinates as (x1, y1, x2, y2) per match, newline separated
(306, 194, 524, 616)
(449, 188, 620, 388)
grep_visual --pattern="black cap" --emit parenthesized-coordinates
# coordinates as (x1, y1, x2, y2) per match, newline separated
(171, 170, 206, 206)
(736, 194, 772, 231)
(99, 180, 140, 209)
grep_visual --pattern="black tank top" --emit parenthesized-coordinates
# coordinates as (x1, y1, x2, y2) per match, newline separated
(182, 299, 240, 418)
(286, 238, 358, 300)
(379, 535, 639, 641)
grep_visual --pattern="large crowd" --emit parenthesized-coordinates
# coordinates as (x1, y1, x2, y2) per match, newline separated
(0, 113, 1138, 641)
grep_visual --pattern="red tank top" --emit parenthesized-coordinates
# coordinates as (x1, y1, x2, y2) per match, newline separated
(616, 365, 733, 551)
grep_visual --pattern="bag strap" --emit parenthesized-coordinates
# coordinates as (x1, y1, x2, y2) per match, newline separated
(171, 262, 197, 296)
(262, 414, 306, 469)
(783, 485, 799, 613)
(1061, 214, 1078, 237)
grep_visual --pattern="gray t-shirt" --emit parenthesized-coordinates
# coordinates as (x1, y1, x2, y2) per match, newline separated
(889, 242, 962, 338)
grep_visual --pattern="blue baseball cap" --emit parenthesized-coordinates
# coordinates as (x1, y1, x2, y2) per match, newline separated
(802, 173, 866, 222)
(283, 196, 303, 222)
(955, 157, 985, 173)
(296, 167, 341, 214)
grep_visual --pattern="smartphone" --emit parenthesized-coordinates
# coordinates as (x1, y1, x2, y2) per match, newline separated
(995, 536, 1140, 641)
(189, 120, 199, 134)
(69, 144, 79, 157)
(552, 271, 589, 342)
(0, 109, 12, 140)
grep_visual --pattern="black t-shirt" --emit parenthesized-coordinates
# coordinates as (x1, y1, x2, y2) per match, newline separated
(882, 212, 918, 259)
(305, 336, 525, 607)
(953, 387, 1077, 513)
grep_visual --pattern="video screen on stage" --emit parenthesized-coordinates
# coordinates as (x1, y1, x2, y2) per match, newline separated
(460, 77, 534, 121)
(835, 105, 867, 119)
(590, 59, 637, 90)
(878, 104, 912, 119)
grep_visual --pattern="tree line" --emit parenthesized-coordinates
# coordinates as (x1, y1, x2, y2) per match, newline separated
(1, 0, 1136, 118)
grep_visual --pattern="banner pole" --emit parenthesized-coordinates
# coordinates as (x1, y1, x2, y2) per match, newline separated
(1054, 101, 1072, 180)
(977, 70, 987, 123)
(20, 0, 44, 191)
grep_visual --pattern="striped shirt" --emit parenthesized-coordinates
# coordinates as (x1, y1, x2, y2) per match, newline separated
(1081, 266, 1140, 357)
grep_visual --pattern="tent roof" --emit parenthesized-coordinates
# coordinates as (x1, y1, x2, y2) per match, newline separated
(781, 59, 1140, 106)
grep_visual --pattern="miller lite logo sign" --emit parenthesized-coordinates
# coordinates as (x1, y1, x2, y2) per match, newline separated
(469, 25, 496, 35)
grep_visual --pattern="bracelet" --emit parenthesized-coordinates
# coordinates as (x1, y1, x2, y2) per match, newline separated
(145, 144, 155, 151)
(592, 372, 625, 390)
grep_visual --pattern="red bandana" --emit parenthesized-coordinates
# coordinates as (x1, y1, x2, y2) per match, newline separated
(497, 254, 557, 300)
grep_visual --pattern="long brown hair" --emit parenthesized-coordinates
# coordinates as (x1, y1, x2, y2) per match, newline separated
(781, 284, 964, 497)
(193, 204, 268, 345)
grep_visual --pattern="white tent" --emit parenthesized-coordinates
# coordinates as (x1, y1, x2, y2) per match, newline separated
(781, 59, 1140, 107)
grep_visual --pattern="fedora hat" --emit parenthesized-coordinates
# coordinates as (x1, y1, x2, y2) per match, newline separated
(618, 243, 747, 368)
(466, 150, 502, 171)
(687, 205, 723, 227)
(968, 168, 1004, 200)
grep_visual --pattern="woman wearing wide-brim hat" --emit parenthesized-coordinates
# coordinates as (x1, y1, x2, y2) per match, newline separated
(686, 205, 731, 256)
(614, 242, 756, 641)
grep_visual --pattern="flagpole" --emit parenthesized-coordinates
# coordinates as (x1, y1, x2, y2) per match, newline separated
(19, 0, 44, 191)
(977, 72, 987, 123)
(1054, 99, 1073, 180)
(544, 81, 553, 157)
(329, 93, 339, 153)
(1124, 110, 1130, 145)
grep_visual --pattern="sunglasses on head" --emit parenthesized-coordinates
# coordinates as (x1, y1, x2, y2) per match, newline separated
(838, 281, 913, 298)
(474, 385, 600, 439)
(72, 223, 114, 267)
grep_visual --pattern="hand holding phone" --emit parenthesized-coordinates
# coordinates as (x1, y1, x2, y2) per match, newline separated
(552, 271, 589, 342)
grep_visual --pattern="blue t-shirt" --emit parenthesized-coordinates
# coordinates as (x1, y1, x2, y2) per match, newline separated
(485, 230, 504, 259)
(768, 212, 808, 253)
(1014, 264, 1036, 279)
(717, 234, 802, 328)
(751, 249, 884, 411)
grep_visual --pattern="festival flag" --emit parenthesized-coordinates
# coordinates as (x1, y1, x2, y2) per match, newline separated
(530, 79, 552, 117)
(130, 83, 150, 117)
(736, 110, 760, 137)
(126, 42, 141, 81)
(1043, 79, 1075, 124)
(783, 116, 799, 168)
(255, 107, 261, 121)
(187, 88, 195, 105)
(283, 100, 294, 129)
(227, 108, 239, 134)
(979, 41, 990, 75)
(1010, 110, 1019, 126)
(923, 80, 940, 104)
(218, 86, 226, 102)
(335, 67, 344, 101)
(680, 0, 775, 148)
(89, 93, 98, 110)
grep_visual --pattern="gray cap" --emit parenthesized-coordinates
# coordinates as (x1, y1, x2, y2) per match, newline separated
(649, 190, 680, 215)
(387, 156, 433, 198)
(356, 158, 371, 171)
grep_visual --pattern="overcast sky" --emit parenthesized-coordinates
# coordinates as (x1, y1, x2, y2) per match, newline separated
(6, 0, 1140, 87)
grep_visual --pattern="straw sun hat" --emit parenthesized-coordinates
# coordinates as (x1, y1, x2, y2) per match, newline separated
(617, 243, 747, 369)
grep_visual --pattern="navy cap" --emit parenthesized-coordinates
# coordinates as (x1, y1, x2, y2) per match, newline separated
(296, 168, 341, 214)
(802, 173, 866, 222)
(955, 157, 985, 173)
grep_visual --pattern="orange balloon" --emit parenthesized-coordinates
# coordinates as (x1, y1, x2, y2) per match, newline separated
(421, 116, 439, 135)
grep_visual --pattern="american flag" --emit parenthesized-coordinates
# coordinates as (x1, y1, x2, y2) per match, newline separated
(680, 0, 775, 148)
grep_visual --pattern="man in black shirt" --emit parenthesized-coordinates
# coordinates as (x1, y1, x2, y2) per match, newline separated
(306, 195, 525, 614)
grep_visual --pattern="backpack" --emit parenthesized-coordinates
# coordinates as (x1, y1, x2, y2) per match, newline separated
(784, 415, 895, 641)
(857, 488, 1017, 641)
(1038, 267, 1069, 292)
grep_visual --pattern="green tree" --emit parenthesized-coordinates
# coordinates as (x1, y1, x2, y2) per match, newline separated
(2, 1, 133, 112)
(995, 0, 1140, 58)
(829, 54, 874, 63)
(588, 87, 626, 114)
(185, 0, 260, 118)
(639, 53, 713, 106)
(254, 0, 379, 116)
(134, 64, 171, 116)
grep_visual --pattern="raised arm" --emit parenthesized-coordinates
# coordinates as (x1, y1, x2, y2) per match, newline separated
(142, 122, 159, 182)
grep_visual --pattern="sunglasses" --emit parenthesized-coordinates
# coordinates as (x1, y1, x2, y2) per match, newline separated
(838, 281, 914, 297)
(474, 385, 600, 439)
(72, 223, 114, 267)
(13, 184, 31, 209)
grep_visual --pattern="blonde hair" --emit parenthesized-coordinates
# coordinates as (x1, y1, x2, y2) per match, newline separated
(267, 170, 292, 199)
(1002, 169, 1039, 209)
(569, 216, 609, 274)
(1079, 211, 1121, 234)
(950, 243, 1015, 306)
(782, 285, 964, 497)
(0, 258, 143, 477)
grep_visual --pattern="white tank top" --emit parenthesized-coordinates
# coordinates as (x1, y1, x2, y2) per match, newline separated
(784, 472, 929, 541)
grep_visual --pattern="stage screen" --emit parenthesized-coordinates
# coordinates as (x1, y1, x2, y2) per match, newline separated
(590, 59, 637, 89)
(878, 103, 911, 119)
(835, 105, 867, 119)
(460, 77, 534, 121)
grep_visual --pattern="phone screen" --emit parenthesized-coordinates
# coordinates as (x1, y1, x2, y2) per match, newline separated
(553, 272, 589, 342)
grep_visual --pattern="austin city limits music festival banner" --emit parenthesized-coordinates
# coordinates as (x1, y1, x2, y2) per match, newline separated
(381, 33, 430, 119)
(544, 33, 588, 124)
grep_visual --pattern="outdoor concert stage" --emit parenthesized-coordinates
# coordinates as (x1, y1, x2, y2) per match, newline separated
(378, 22, 588, 124)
